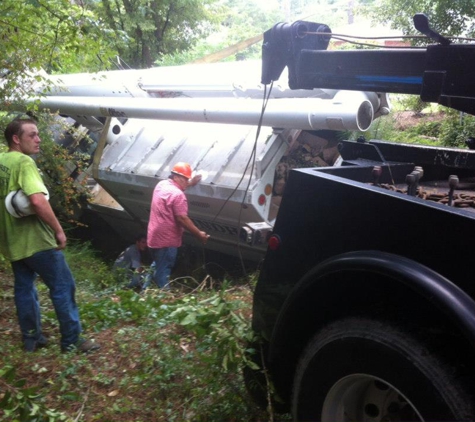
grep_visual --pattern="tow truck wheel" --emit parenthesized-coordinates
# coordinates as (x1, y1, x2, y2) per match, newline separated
(292, 317, 474, 422)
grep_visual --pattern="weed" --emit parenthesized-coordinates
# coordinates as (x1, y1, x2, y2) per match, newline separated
(0, 366, 70, 422)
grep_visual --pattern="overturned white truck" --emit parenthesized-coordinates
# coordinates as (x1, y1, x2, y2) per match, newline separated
(34, 56, 389, 260)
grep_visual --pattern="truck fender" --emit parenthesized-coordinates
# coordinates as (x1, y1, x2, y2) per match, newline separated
(269, 250, 475, 366)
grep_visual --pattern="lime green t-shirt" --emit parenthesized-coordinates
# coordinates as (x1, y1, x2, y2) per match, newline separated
(0, 151, 57, 261)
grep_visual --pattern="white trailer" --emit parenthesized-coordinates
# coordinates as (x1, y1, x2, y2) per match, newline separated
(29, 60, 390, 260)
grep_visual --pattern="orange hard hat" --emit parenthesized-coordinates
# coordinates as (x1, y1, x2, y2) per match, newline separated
(171, 162, 192, 179)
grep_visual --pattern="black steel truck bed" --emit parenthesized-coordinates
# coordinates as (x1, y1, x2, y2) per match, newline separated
(249, 140, 475, 419)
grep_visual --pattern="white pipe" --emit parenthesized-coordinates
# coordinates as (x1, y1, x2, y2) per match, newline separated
(38, 94, 375, 131)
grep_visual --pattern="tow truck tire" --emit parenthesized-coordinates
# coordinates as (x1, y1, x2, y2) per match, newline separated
(292, 317, 474, 422)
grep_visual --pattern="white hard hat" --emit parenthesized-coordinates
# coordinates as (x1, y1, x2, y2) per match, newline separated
(5, 189, 49, 218)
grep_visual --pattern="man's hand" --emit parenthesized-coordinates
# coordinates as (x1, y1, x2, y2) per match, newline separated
(55, 231, 67, 250)
(188, 174, 202, 187)
(29, 192, 67, 249)
(198, 231, 210, 244)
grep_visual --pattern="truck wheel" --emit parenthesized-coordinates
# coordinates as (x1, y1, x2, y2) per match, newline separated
(292, 318, 474, 422)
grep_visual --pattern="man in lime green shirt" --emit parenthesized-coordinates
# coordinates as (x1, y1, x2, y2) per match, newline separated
(0, 118, 99, 353)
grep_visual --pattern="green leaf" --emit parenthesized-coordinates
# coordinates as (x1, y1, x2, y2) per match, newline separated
(180, 313, 198, 325)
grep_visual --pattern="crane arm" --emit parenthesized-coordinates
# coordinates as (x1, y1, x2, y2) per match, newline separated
(261, 14, 475, 115)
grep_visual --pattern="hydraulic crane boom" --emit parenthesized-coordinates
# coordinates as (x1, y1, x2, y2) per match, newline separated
(261, 14, 475, 115)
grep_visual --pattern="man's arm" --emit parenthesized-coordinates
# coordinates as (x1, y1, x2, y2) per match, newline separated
(176, 214, 209, 244)
(29, 193, 67, 249)
(125, 246, 142, 270)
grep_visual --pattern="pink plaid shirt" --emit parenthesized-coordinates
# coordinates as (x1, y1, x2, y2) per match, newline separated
(147, 179, 188, 248)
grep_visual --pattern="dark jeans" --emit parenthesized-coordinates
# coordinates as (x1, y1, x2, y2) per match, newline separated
(150, 247, 177, 289)
(11, 249, 82, 349)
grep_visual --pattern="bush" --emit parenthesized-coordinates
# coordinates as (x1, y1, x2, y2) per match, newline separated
(359, 98, 475, 149)
(439, 110, 475, 148)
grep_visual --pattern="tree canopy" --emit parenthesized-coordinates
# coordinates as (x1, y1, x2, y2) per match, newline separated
(0, 0, 118, 72)
(90, 0, 222, 68)
(364, 0, 475, 39)
(0, 0, 118, 107)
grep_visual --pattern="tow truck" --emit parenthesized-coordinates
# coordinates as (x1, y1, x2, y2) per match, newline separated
(245, 14, 475, 421)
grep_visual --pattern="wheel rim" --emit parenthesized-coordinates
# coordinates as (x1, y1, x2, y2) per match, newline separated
(321, 374, 424, 422)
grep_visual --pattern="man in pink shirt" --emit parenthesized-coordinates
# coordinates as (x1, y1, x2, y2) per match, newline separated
(147, 162, 209, 288)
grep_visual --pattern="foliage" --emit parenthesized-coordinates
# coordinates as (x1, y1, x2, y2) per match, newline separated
(89, 0, 222, 68)
(354, 95, 475, 149)
(0, 366, 70, 422)
(371, 118, 443, 146)
(158, 45, 218, 66)
(63, 241, 117, 290)
(362, 0, 475, 42)
(163, 0, 378, 67)
(0, 0, 116, 110)
(438, 109, 475, 148)
(169, 286, 259, 371)
(397, 95, 427, 115)
(159, 0, 284, 66)
(36, 123, 93, 223)
(0, 0, 112, 219)
(216, 0, 283, 61)
(156, 0, 377, 67)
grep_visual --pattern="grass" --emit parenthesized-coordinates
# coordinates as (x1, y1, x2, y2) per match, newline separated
(0, 241, 288, 422)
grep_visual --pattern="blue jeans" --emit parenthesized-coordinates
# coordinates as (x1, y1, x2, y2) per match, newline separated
(150, 247, 177, 289)
(11, 249, 82, 349)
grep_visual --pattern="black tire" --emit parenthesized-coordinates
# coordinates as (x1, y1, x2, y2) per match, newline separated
(292, 318, 475, 422)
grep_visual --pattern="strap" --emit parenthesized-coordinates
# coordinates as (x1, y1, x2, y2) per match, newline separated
(10, 190, 25, 217)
